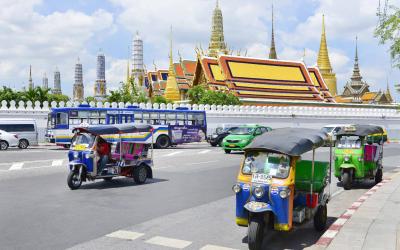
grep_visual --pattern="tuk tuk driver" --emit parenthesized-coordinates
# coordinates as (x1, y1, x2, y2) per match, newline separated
(97, 140, 111, 174)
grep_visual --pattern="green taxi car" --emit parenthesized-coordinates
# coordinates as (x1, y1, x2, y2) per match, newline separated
(222, 125, 272, 154)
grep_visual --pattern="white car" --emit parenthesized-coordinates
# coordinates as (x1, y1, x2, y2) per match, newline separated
(0, 129, 18, 150)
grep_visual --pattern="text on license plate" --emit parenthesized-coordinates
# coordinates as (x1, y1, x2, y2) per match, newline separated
(252, 173, 270, 184)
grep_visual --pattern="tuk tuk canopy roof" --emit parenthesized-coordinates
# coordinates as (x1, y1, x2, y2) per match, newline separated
(73, 124, 153, 135)
(244, 128, 327, 156)
(336, 124, 384, 137)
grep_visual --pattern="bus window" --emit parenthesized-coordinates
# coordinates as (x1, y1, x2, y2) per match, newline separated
(177, 113, 185, 125)
(150, 112, 159, 125)
(90, 111, 101, 125)
(142, 112, 151, 124)
(193, 113, 205, 126)
(166, 112, 176, 125)
(56, 112, 68, 125)
(99, 111, 106, 124)
(133, 112, 142, 123)
(159, 113, 166, 125)
(69, 110, 89, 125)
(187, 113, 196, 125)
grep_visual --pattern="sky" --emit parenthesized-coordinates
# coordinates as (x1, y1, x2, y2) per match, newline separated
(0, 0, 399, 101)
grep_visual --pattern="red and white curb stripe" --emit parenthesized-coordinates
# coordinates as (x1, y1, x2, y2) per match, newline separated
(316, 179, 390, 247)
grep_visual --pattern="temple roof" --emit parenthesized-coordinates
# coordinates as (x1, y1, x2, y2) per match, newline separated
(268, 4, 278, 59)
(194, 55, 334, 102)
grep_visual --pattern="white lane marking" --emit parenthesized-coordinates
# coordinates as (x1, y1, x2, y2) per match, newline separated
(9, 162, 24, 170)
(0, 158, 65, 166)
(200, 245, 238, 250)
(163, 151, 183, 157)
(321, 229, 338, 238)
(198, 149, 211, 154)
(52, 160, 64, 166)
(145, 236, 192, 249)
(106, 230, 144, 241)
(187, 160, 219, 165)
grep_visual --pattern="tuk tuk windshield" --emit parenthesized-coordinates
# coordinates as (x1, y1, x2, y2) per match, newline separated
(336, 136, 362, 149)
(242, 152, 291, 179)
(71, 133, 96, 149)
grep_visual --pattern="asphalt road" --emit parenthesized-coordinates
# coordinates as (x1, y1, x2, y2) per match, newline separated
(0, 143, 399, 250)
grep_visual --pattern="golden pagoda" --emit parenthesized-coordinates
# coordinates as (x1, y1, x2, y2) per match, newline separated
(268, 4, 278, 59)
(207, 0, 228, 57)
(317, 15, 337, 96)
(164, 27, 181, 102)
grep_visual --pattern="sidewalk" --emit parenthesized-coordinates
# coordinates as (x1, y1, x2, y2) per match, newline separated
(320, 172, 400, 250)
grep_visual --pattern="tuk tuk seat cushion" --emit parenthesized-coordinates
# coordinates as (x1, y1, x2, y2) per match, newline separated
(364, 145, 377, 162)
(295, 160, 329, 192)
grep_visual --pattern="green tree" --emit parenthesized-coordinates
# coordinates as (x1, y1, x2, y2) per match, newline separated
(152, 95, 172, 104)
(85, 96, 97, 103)
(375, 4, 400, 67)
(188, 86, 241, 105)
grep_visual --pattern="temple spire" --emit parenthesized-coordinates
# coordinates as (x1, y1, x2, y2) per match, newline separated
(317, 15, 332, 71)
(351, 36, 362, 82)
(28, 65, 33, 90)
(268, 4, 278, 59)
(207, 0, 228, 57)
(317, 14, 337, 96)
(164, 26, 180, 102)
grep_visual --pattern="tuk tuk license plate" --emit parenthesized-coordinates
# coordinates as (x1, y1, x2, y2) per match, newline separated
(252, 173, 270, 184)
(229, 144, 236, 147)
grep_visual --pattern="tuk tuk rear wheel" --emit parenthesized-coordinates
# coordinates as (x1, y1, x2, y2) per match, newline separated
(313, 205, 327, 231)
(248, 217, 264, 250)
(375, 169, 383, 184)
(133, 165, 147, 184)
(342, 171, 352, 190)
(103, 177, 113, 181)
(67, 171, 82, 190)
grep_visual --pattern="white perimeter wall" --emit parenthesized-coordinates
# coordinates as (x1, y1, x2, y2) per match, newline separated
(1, 100, 399, 142)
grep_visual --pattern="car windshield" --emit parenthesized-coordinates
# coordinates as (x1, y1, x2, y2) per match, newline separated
(321, 127, 334, 133)
(230, 127, 255, 135)
(336, 136, 362, 149)
(71, 133, 96, 148)
(242, 152, 291, 179)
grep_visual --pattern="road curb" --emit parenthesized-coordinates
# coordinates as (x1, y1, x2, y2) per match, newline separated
(315, 178, 391, 248)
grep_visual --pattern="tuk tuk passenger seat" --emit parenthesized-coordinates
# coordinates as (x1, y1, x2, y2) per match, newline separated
(294, 160, 329, 193)
(364, 144, 377, 162)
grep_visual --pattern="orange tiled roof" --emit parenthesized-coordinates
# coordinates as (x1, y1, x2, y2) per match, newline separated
(361, 92, 378, 101)
(182, 60, 196, 75)
(174, 63, 185, 78)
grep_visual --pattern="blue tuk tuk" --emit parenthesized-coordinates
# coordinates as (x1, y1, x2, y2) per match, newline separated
(233, 128, 332, 250)
(67, 124, 154, 190)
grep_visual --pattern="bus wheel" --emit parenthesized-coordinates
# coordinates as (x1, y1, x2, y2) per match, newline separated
(63, 144, 70, 149)
(18, 139, 29, 149)
(248, 216, 264, 250)
(156, 135, 170, 149)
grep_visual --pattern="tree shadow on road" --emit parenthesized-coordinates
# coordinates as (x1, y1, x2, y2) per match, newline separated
(79, 177, 168, 190)
(241, 216, 338, 249)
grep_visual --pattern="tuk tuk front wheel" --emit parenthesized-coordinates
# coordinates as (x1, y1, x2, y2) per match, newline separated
(133, 165, 147, 184)
(375, 169, 383, 184)
(248, 217, 264, 250)
(67, 171, 82, 190)
(224, 149, 231, 154)
(342, 171, 352, 190)
(313, 205, 327, 231)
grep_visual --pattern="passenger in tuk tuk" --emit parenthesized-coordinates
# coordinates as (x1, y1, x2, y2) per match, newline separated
(97, 139, 111, 174)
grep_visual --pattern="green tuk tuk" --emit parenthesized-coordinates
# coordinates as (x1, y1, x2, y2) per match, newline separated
(334, 125, 384, 190)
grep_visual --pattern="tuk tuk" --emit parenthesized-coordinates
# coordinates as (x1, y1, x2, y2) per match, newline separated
(67, 124, 154, 190)
(233, 128, 331, 250)
(334, 124, 384, 190)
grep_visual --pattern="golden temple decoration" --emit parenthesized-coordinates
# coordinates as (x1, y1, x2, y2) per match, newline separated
(317, 15, 337, 96)
(164, 27, 181, 102)
(207, 0, 228, 57)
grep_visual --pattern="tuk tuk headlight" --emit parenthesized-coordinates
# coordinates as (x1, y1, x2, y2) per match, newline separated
(344, 155, 350, 162)
(73, 151, 79, 159)
(357, 156, 363, 162)
(232, 184, 241, 194)
(279, 187, 291, 199)
(254, 186, 264, 198)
